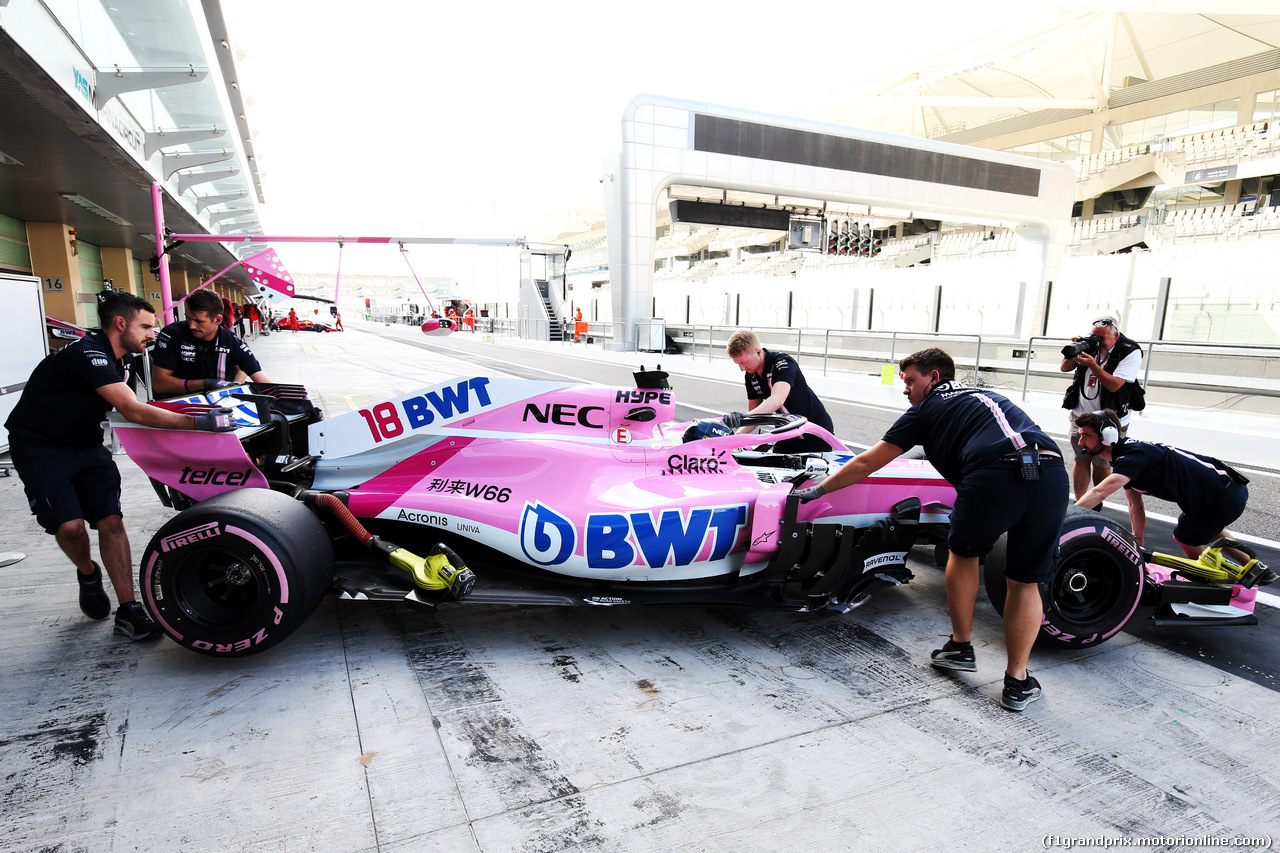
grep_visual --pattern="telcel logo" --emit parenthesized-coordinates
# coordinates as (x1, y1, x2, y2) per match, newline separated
(178, 467, 252, 486)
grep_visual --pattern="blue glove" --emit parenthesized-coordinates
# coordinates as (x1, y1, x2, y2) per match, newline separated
(193, 407, 237, 432)
(722, 411, 744, 429)
(793, 483, 827, 503)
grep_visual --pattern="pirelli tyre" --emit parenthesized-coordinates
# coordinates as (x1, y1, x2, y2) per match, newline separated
(140, 489, 334, 657)
(983, 507, 1145, 649)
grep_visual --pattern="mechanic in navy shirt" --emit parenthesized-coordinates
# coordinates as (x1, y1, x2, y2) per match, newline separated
(793, 348, 1067, 711)
(151, 288, 271, 396)
(5, 292, 236, 641)
(725, 329, 834, 453)
(1073, 410, 1263, 573)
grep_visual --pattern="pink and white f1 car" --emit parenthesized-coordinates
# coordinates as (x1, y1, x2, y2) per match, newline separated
(111, 371, 1260, 657)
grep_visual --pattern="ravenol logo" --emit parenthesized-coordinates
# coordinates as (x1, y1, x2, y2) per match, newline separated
(518, 502, 747, 569)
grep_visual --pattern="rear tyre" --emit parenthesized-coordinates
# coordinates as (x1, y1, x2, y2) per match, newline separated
(983, 507, 1144, 648)
(139, 489, 334, 657)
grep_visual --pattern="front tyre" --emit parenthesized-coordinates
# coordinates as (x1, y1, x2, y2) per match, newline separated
(984, 507, 1144, 648)
(140, 489, 334, 657)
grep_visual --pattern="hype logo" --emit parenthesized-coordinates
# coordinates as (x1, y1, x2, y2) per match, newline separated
(520, 503, 576, 566)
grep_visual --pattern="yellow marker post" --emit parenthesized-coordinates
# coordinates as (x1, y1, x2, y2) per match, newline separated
(881, 365, 896, 385)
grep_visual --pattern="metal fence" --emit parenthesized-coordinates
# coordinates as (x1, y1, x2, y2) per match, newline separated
(489, 318, 1280, 408)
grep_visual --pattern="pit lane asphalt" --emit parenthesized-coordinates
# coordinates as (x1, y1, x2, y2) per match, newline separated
(2, 319, 1277, 852)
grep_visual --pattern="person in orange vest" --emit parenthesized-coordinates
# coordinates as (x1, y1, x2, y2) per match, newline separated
(445, 304, 458, 330)
(463, 305, 475, 332)
(573, 308, 583, 342)
(287, 308, 299, 332)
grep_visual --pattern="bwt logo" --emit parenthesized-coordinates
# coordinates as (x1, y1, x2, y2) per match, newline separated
(519, 502, 747, 569)
(403, 377, 492, 427)
(162, 521, 220, 552)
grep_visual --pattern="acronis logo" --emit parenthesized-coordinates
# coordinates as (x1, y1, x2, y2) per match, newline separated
(519, 502, 748, 569)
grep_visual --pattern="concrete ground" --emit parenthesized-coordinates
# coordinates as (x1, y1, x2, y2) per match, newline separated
(2, 321, 1278, 853)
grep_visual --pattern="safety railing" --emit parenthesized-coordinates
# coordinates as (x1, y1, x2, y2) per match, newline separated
(499, 317, 1280, 407)
(673, 325, 986, 381)
(1019, 336, 1280, 401)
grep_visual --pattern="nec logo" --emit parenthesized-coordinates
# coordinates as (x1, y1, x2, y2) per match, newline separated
(522, 403, 605, 429)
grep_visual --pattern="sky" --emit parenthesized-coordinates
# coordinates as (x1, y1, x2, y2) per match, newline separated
(217, 1, 1070, 279)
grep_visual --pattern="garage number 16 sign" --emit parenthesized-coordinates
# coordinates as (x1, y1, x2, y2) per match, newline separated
(42, 277, 65, 292)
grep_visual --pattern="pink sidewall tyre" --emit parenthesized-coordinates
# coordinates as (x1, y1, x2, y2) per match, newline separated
(984, 507, 1144, 649)
(139, 489, 334, 657)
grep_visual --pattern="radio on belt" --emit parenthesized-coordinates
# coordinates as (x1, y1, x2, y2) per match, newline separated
(1019, 446, 1039, 481)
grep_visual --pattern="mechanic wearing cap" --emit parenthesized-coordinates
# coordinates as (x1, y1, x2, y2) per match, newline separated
(1060, 314, 1145, 525)
(793, 347, 1067, 711)
(724, 329, 834, 453)
(150, 288, 272, 397)
(5, 292, 238, 641)
(1073, 411, 1270, 582)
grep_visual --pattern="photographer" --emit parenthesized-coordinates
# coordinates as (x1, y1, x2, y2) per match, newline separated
(1059, 315, 1145, 530)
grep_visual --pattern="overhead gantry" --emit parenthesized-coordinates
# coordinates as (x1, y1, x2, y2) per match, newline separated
(602, 94, 1076, 350)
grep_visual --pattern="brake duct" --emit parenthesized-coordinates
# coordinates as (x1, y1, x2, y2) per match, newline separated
(766, 495, 923, 609)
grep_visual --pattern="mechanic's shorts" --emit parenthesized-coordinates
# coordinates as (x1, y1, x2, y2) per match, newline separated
(948, 457, 1069, 584)
(1069, 413, 1128, 465)
(1172, 483, 1248, 547)
(9, 441, 123, 535)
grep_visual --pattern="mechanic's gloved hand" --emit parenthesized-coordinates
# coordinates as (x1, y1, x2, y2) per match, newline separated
(193, 407, 237, 432)
(722, 411, 745, 429)
(793, 483, 827, 503)
(206, 379, 233, 389)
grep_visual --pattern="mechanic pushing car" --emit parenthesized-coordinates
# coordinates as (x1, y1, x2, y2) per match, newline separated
(794, 347, 1067, 712)
(1073, 409, 1275, 582)
(724, 329, 834, 453)
(4, 292, 237, 641)
(150, 289, 273, 397)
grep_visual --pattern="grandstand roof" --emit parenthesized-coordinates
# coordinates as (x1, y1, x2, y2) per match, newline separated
(816, 9, 1280, 141)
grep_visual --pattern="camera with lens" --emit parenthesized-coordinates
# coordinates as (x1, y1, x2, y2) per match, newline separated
(1062, 334, 1103, 359)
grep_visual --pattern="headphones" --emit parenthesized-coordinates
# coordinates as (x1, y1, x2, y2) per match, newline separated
(1100, 414, 1120, 447)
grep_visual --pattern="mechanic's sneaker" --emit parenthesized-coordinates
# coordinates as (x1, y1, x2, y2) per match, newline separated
(930, 638, 976, 672)
(1001, 672, 1042, 711)
(77, 563, 111, 620)
(114, 602, 161, 641)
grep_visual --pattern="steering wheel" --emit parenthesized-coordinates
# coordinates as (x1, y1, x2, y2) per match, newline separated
(739, 413, 808, 435)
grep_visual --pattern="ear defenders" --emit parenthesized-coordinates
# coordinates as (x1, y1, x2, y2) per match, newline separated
(1100, 422, 1120, 446)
